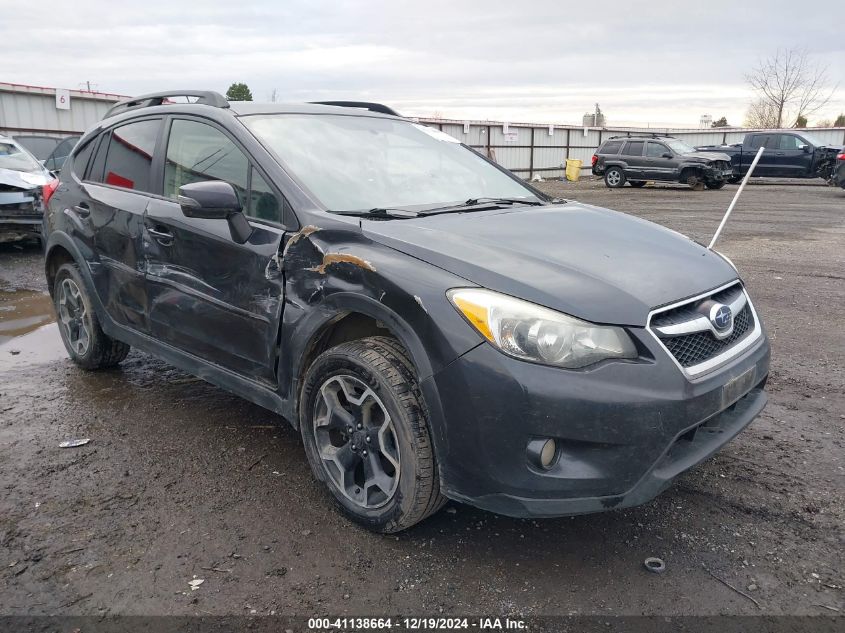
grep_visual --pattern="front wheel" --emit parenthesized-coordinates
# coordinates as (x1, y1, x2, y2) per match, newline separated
(604, 167, 626, 188)
(705, 180, 727, 190)
(299, 337, 445, 533)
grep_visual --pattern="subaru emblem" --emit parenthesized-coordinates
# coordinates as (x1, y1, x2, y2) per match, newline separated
(710, 304, 732, 331)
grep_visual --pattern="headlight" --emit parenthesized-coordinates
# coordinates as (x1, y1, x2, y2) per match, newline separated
(448, 288, 637, 368)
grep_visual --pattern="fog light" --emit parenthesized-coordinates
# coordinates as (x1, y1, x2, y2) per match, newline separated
(539, 439, 557, 470)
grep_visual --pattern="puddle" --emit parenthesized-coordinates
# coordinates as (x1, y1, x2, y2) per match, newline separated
(0, 288, 67, 371)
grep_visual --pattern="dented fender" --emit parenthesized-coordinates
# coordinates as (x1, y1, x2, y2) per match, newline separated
(277, 219, 484, 424)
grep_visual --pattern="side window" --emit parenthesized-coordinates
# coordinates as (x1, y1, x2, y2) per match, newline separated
(92, 119, 160, 191)
(624, 141, 644, 156)
(600, 140, 623, 154)
(247, 168, 281, 222)
(646, 142, 667, 157)
(165, 119, 248, 204)
(70, 138, 95, 178)
(779, 135, 803, 150)
(748, 134, 768, 149)
(88, 133, 110, 182)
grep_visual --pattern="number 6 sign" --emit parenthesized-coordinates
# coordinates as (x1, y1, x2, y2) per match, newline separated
(56, 88, 70, 110)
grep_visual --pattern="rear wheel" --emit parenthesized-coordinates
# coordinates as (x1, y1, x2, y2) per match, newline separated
(53, 263, 130, 369)
(705, 180, 727, 190)
(300, 336, 445, 533)
(629, 180, 647, 188)
(604, 167, 626, 188)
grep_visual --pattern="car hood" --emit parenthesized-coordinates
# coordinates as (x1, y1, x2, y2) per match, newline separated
(0, 167, 49, 190)
(363, 202, 737, 326)
(683, 151, 732, 162)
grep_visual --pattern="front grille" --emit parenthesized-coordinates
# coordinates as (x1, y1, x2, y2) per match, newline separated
(661, 304, 752, 367)
(650, 283, 758, 372)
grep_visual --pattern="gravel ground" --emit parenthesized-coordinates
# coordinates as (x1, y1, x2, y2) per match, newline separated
(0, 178, 843, 618)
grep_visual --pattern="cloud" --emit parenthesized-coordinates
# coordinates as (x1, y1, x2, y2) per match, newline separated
(3, 0, 844, 126)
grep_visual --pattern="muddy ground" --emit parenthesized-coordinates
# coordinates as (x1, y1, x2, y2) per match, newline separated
(0, 178, 843, 618)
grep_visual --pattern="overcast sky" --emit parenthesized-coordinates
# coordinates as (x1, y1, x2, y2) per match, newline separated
(3, 0, 843, 127)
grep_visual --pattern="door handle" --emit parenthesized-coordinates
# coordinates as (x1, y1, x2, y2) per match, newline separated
(775, 152, 785, 156)
(147, 226, 174, 245)
(73, 203, 90, 218)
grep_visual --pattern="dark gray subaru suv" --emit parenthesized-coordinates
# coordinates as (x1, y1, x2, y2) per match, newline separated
(44, 91, 770, 532)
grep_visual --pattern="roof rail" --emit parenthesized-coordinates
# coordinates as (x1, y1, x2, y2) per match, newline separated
(607, 132, 676, 140)
(103, 90, 229, 119)
(310, 101, 401, 117)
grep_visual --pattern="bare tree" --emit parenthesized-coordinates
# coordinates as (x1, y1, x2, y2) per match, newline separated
(746, 48, 835, 128)
(744, 98, 780, 128)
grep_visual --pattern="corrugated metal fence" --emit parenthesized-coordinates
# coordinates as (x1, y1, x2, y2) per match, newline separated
(418, 118, 845, 179)
(0, 82, 124, 139)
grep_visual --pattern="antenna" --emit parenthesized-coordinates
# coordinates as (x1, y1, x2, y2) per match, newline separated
(708, 146, 765, 250)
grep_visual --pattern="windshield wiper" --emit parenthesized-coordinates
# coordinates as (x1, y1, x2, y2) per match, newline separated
(463, 197, 543, 207)
(417, 197, 544, 216)
(331, 207, 420, 219)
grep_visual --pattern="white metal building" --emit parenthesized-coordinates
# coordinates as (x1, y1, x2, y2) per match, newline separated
(0, 82, 124, 140)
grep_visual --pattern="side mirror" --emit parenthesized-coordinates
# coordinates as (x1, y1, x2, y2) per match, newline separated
(178, 180, 241, 219)
(662, 152, 673, 159)
(801, 144, 810, 153)
(177, 180, 252, 244)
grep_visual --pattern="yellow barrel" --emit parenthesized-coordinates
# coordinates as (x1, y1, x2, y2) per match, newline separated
(565, 158, 582, 182)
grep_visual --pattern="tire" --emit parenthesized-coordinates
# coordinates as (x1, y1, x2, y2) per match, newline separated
(629, 180, 647, 188)
(685, 172, 705, 191)
(299, 336, 445, 532)
(705, 180, 727, 190)
(53, 263, 130, 370)
(728, 175, 742, 184)
(604, 167, 626, 188)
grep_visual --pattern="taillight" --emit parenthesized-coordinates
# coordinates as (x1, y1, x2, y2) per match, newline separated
(591, 154, 598, 166)
(42, 178, 59, 206)
(837, 153, 845, 160)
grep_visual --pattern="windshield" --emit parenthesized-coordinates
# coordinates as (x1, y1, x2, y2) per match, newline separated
(0, 141, 44, 174)
(665, 139, 696, 154)
(242, 114, 538, 213)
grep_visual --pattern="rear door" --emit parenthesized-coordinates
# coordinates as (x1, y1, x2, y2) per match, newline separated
(745, 134, 780, 176)
(620, 140, 646, 179)
(83, 118, 162, 333)
(143, 116, 287, 383)
(644, 141, 676, 180)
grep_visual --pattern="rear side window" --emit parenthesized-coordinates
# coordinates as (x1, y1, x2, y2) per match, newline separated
(600, 140, 623, 154)
(623, 141, 644, 156)
(748, 134, 773, 149)
(71, 139, 95, 177)
(91, 119, 160, 192)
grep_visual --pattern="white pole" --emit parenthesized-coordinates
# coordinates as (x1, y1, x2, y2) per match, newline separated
(708, 145, 765, 249)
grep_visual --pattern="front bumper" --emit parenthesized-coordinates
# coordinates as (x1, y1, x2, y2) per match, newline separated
(704, 166, 734, 181)
(1, 191, 43, 240)
(426, 327, 770, 517)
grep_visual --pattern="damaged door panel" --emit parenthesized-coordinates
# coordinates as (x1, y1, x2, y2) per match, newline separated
(144, 197, 285, 383)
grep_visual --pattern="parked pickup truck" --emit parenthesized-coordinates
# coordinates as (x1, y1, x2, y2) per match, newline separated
(697, 131, 842, 182)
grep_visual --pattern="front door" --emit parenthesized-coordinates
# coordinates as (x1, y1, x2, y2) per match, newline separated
(644, 141, 677, 181)
(144, 117, 287, 383)
(773, 134, 813, 177)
